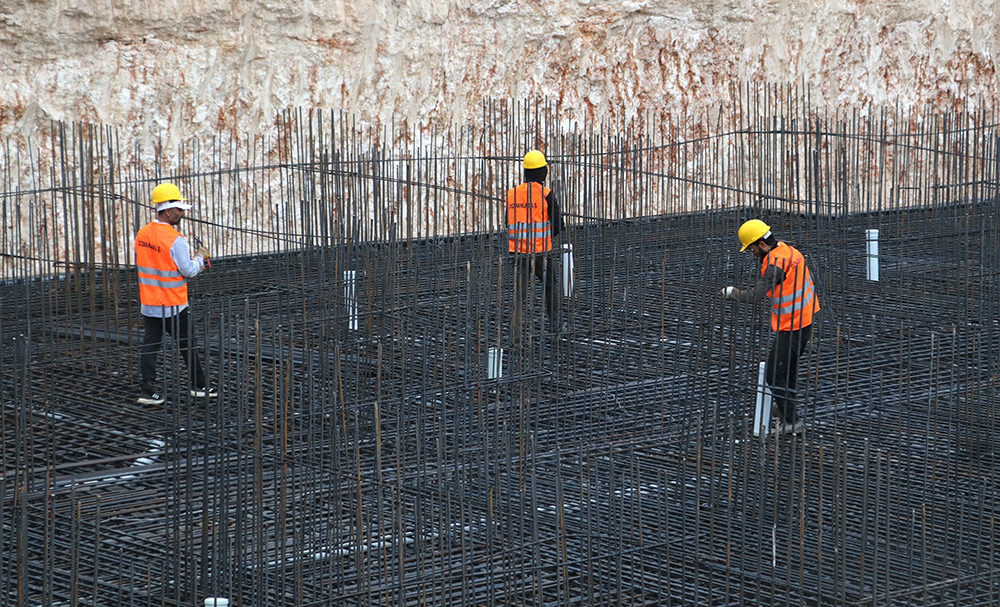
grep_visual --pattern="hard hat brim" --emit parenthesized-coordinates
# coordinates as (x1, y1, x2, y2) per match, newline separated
(157, 200, 193, 212)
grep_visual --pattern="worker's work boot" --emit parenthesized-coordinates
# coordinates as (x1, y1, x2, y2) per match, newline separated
(773, 420, 804, 436)
(771, 420, 803, 436)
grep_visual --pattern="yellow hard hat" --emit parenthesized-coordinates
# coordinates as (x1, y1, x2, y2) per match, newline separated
(523, 150, 547, 169)
(151, 183, 186, 206)
(738, 219, 771, 251)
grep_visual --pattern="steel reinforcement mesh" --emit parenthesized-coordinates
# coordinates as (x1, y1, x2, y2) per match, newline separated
(3, 95, 1000, 606)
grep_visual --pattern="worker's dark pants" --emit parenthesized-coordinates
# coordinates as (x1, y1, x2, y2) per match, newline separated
(513, 253, 559, 327)
(766, 324, 812, 424)
(140, 309, 206, 391)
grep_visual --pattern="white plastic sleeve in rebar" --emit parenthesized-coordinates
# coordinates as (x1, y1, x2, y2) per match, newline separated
(866, 229, 879, 281)
(487, 347, 503, 380)
(344, 270, 358, 330)
(562, 243, 574, 298)
(754, 361, 772, 437)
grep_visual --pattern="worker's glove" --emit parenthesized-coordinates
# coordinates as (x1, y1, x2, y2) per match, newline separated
(193, 246, 210, 260)
(721, 286, 738, 301)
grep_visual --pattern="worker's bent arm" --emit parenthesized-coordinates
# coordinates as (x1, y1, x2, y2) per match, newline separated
(170, 236, 204, 278)
(733, 265, 784, 303)
(547, 190, 562, 237)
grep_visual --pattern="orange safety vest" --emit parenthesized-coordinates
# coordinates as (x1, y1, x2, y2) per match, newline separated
(763, 242, 819, 331)
(135, 222, 188, 308)
(507, 182, 552, 254)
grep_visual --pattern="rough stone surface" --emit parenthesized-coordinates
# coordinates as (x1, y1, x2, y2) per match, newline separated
(1, 0, 997, 146)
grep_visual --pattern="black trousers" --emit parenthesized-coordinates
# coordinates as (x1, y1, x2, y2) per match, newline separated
(140, 309, 206, 391)
(513, 253, 558, 325)
(765, 323, 813, 424)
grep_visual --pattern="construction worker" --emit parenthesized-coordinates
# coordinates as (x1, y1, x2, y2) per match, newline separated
(507, 150, 566, 333)
(135, 183, 216, 405)
(722, 219, 819, 435)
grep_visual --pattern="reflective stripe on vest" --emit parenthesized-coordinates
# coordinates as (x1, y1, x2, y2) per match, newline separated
(507, 182, 552, 253)
(764, 242, 819, 331)
(138, 274, 188, 289)
(135, 222, 188, 308)
(137, 265, 185, 280)
(508, 222, 552, 240)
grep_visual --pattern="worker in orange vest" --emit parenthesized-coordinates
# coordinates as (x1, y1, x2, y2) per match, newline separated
(722, 219, 819, 435)
(507, 150, 566, 334)
(135, 183, 216, 405)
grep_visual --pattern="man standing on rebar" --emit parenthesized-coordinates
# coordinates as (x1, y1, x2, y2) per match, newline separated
(722, 219, 819, 435)
(135, 182, 216, 405)
(507, 150, 566, 334)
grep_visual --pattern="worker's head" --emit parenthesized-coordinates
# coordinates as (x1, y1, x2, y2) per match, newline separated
(523, 149, 548, 184)
(738, 219, 776, 258)
(152, 183, 192, 225)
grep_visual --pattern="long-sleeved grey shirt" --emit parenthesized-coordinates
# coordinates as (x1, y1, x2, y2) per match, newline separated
(728, 263, 786, 304)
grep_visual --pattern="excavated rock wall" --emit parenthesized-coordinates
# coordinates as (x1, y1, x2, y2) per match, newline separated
(1, 0, 997, 148)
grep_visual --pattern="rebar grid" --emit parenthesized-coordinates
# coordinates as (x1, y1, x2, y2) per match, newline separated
(3, 91, 1000, 606)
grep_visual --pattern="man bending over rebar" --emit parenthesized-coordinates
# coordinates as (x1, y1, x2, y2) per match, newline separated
(135, 182, 216, 405)
(507, 150, 566, 335)
(722, 219, 819, 435)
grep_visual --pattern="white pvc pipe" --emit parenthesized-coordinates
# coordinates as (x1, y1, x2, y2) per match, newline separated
(753, 361, 772, 437)
(204, 599, 229, 607)
(344, 270, 358, 330)
(561, 243, 574, 298)
(487, 347, 503, 380)
(866, 229, 879, 281)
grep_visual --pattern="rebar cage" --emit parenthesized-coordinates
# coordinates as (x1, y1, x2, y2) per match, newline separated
(2, 90, 1000, 606)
